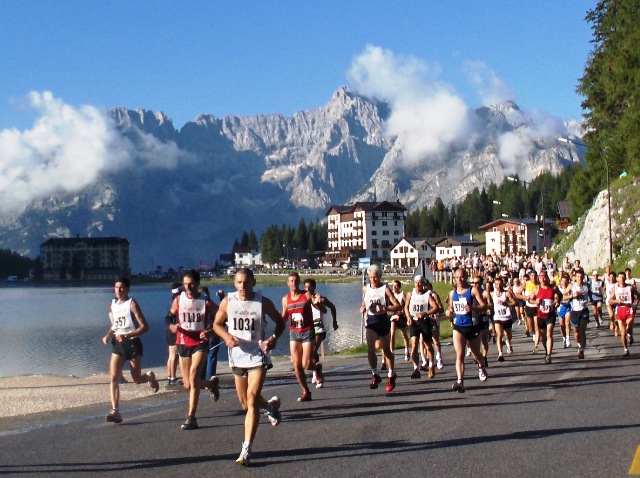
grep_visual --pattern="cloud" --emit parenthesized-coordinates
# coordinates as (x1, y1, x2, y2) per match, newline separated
(462, 60, 515, 106)
(347, 45, 572, 176)
(348, 45, 475, 166)
(0, 91, 185, 216)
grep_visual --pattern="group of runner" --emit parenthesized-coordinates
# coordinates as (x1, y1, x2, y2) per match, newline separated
(102, 257, 637, 466)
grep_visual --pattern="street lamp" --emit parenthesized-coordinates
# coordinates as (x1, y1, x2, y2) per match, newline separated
(558, 137, 612, 266)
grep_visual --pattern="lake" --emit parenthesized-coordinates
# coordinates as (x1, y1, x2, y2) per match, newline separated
(0, 282, 364, 378)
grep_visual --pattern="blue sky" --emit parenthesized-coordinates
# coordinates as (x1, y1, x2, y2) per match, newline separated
(1, 1, 594, 132)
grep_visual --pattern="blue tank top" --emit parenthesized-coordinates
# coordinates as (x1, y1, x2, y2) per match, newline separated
(452, 288, 474, 327)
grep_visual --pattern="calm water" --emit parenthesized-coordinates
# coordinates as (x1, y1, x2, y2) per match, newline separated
(0, 282, 364, 378)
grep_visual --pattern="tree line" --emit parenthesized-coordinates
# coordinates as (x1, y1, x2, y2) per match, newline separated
(569, 0, 640, 220)
(233, 219, 328, 264)
(405, 168, 576, 238)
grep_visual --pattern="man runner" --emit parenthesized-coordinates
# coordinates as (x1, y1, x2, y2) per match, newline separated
(304, 278, 338, 389)
(213, 268, 286, 467)
(102, 276, 159, 424)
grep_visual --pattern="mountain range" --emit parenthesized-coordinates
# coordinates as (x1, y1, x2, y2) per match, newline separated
(0, 87, 584, 273)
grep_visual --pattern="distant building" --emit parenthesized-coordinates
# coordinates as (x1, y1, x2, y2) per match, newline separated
(434, 236, 484, 260)
(233, 246, 263, 268)
(556, 200, 571, 231)
(480, 218, 556, 256)
(326, 201, 407, 263)
(40, 237, 130, 280)
(390, 237, 438, 269)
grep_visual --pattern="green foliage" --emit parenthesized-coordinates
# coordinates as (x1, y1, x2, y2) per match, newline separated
(0, 249, 34, 279)
(405, 169, 576, 238)
(254, 218, 328, 264)
(571, 0, 640, 218)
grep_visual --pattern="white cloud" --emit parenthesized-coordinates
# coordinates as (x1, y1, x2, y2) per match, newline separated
(0, 91, 186, 216)
(462, 60, 515, 106)
(347, 45, 474, 166)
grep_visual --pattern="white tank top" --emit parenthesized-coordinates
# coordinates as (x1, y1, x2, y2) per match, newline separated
(615, 285, 633, 305)
(110, 298, 137, 335)
(227, 292, 267, 368)
(364, 285, 387, 319)
(492, 291, 511, 321)
(571, 284, 589, 311)
(178, 292, 207, 332)
(408, 290, 430, 319)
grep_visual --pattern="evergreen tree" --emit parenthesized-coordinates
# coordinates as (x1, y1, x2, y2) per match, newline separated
(571, 0, 640, 219)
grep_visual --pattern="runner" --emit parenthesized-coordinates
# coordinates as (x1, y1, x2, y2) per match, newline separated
(404, 275, 438, 379)
(492, 275, 517, 362)
(165, 282, 182, 386)
(213, 268, 286, 467)
(389, 280, 410, 362)
(445, 267, 488, 393)
(565, 270, 591, 359)
(425, 280, 445, 370)
(168, 270, 220, 430)
(102, 276, 159, 424)
(605, 271, 619, 336)
(530, 271, 562, 364)
(360, 265, 401, 392)
(512, 278, 525, 326)
(589, 271, 604, 327)
(303, 278, 338, 389)
(477, 277, 493, 368)
(282, 272, 323, 402)
(609, 271, 639, 356)
(520, 271, 540, 351)
(556, 274, 572, 348)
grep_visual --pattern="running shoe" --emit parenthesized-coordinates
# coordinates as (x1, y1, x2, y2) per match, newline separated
(532, 346, 539, 355)
(315, 363, 324, 388)
(526, 330, 531, 337)
(545, 355, 552, 364)
(465, 347, 471, 357)
(629, 334, 634, 346)
(478, 367, 488, 382)
(428, 366, 435, 379)
(624, 349, 630, 357)
(404, 351, 410, 361)
(370, 374, 382, 389)
(386, 373, 397, 392)
(497, 354, 505, 362)
(105, 409, 122, 424)
(206, 376, 220, 402)
(566, 338, 571, 347)
(235, 444, 251, 467)
(265, 396, 281, 426)
(147, 371, 159, 393)
(181, 416, 199, 430)
(506, 344, 513, 354)
(452, 381, 465, 393)
(419, 364, 429, 372)
(167, 377, 179, 387)
(297, 390, 312, 402)
(410, 368, 421, 379)
(311, 372, 317, 384)
(436, 357, 444, 370)
(577, 348, 584, 359)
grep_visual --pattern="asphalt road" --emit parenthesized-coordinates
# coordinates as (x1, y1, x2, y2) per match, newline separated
(2, 322, 640, 477)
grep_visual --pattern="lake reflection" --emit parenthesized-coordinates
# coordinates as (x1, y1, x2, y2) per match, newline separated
(0, 282, 364, 378)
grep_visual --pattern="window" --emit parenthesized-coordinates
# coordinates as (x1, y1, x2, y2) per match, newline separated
(382, 230, 389, 236)
(394, 230, 399, 235)
(371, 230, 377, 236)
(382, 221, 388, 226)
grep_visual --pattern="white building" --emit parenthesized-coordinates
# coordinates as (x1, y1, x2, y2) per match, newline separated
(390, 237, 437, 269)
(234, 247, 262, 267)
(434, 236, 483, 260)
(480, 218, 555, 256)
(326, 201, 407, 262)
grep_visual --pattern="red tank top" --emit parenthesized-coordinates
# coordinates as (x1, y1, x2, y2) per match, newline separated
(286, 292, 313, 332)
(536, 286, 555, 319)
